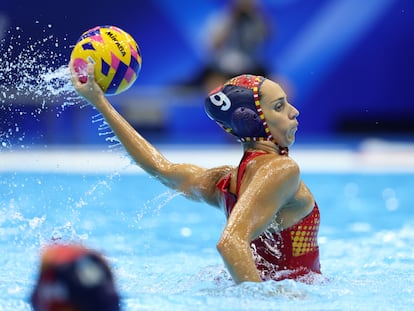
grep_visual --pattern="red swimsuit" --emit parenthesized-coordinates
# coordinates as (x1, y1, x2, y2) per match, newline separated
(217, 151, 321, 282)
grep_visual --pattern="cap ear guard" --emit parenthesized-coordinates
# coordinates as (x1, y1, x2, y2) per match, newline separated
(68, 253, 119, 311)
(231, 107, 265, 138)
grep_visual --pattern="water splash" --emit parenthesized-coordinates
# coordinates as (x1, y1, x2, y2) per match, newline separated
(136, 190, 181, 221)
(0, 25, 78, 105)
(92, 114, 123, 149)
(0, 24, 92, 148)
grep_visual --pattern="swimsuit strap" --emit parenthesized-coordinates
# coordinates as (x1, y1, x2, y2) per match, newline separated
(235, 150, 268, 196)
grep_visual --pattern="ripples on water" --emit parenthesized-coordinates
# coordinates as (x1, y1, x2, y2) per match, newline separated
(1, 173, 414, 310)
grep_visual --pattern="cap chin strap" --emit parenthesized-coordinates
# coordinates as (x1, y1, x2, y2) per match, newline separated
(236, 76, 289, 156)
(237, 136, 289, 156)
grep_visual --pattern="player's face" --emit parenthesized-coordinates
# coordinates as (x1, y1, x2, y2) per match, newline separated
(260, 80, 299, 147)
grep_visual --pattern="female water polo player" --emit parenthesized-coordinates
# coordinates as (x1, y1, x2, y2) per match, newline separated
(70, 62, 321, 284)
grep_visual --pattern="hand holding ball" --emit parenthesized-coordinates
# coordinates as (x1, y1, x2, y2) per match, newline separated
(71, 25, 142, 95)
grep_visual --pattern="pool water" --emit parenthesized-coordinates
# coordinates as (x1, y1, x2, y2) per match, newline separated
(1, 162, 414, 310)
(1, 22, 413, 310)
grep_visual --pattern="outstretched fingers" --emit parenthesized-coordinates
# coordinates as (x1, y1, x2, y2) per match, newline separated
(68, 60, 79, 86)
(86, 63, 95, 83)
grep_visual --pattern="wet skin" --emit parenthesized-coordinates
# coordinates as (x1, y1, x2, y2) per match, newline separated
(70, 63, 315, 284)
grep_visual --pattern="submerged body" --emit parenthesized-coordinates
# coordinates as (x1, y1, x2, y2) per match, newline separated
(217, 150, 320, 281)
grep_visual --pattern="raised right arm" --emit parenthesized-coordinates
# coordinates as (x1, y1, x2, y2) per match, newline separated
(69, 62, 231, 206)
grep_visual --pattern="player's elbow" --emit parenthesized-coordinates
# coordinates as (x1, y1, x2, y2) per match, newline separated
(216, 231, 243, 262)
(216, 236, 228, 258)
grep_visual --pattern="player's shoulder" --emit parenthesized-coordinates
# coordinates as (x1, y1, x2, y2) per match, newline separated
(251, 154, 300, 178)
(254, 153, 299, 168)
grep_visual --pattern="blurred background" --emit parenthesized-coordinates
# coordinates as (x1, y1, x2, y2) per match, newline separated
(0, 0, 413, 147)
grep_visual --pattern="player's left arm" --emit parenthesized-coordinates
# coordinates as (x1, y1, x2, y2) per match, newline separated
(216, 156, 300, 283)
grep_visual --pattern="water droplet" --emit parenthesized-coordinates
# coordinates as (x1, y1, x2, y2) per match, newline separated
(0, 24, 85, 146)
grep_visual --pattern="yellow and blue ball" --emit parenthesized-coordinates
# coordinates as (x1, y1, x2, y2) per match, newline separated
(71, 25, 142, 95)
